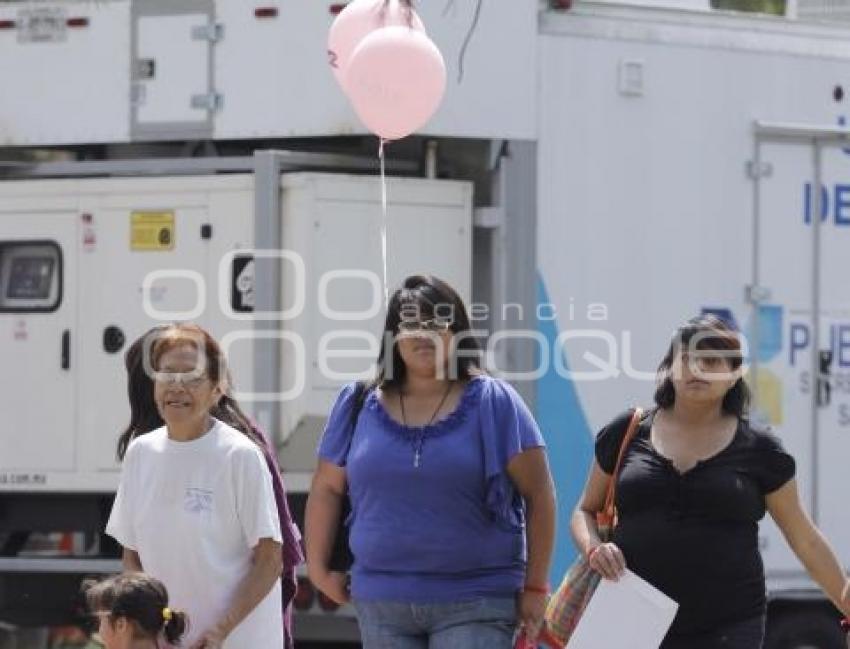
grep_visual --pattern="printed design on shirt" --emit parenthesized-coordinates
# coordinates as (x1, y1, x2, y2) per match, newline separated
(184, 487, 214, 514)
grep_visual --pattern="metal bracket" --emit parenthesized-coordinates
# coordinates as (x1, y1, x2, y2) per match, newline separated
(130, 82, 146, 107)
(473, 206, 503, 229)
(745, 284, 772, 304)
(746, 160, 773, 179)
(191, 22, 223, 42)
(191, 92, 223, 111)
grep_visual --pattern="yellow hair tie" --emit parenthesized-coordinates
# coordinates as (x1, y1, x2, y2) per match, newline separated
(162, 607, 172, 622)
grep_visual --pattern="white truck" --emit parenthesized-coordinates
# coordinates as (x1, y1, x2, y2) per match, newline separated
(0, 0, 849, 646)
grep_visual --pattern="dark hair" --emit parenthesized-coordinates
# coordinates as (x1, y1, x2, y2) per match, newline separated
(117, 323, 263, 460)
(654, 314, 750, 418)
(375, 274, 482, 390)
(83, 572, 188, 645)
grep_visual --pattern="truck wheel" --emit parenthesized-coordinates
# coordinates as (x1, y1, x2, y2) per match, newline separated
(765, 610, 845, 649)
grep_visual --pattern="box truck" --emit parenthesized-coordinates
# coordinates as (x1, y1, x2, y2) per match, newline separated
(0, 1, 848, 646)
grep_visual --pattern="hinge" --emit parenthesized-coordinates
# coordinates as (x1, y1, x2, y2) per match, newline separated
(745, 284, 771, 304)
(473, 206, 503, 229)
(130, 82, 146, 106)
(190, 92, 223, 111)
(191, 22, 223, 42)
(746, 160, 773, 180)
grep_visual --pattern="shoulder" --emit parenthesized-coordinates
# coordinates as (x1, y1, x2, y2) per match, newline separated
(330, 381, 368, 413)
(738, 418, 796, 491)
(337, 380, 366, 403)
(605, 409, 640, 432)
(594, 408, 645, 473)
(477, 374, 521, 403)
(215, 422, 264, 460)
(125, 427, 167, 457)
(596, 409, 643, 442)
(738, 418, 787, 452)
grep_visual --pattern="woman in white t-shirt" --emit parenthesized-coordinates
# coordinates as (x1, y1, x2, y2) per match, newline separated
(107, 324, 284, 649)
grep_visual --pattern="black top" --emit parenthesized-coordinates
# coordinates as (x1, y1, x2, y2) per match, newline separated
(595, 409, 796, 637)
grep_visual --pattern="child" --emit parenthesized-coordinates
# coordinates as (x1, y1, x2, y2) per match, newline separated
(84, 573, 188, 649)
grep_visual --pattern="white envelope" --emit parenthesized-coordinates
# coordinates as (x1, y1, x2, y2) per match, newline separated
(567, 569, 679, 649)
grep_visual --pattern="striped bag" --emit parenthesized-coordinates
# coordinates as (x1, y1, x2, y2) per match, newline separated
(540, 408, 643, 649)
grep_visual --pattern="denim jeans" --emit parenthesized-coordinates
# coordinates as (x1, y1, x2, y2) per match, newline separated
(353, 597, 517, 649)
(661, 615, 766, 649)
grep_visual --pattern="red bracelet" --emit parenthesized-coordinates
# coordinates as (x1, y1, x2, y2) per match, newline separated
(840, 617, 849, 632)
(523, 583, 550, 595)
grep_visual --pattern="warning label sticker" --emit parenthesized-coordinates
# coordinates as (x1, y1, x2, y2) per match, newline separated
(131, 211, 175, 251)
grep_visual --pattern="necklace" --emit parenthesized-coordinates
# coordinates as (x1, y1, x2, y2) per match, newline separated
(399, 381, 454, 468)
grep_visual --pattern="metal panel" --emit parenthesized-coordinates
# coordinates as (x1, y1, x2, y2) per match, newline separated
(0, 152, 414, 179)
(0, 0, 130, 146)
(752, 120, 850, 571)
(130, 0, 216, 141)
(0, 214, 77, 473)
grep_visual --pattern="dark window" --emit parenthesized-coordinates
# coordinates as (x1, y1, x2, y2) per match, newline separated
(0, 241, 62, 313)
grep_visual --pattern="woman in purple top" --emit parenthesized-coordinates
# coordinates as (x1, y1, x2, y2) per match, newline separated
(116, 325, 303, 649)
(305, 275, 557, 648)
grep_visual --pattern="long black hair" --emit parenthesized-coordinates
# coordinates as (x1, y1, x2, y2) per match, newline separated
(378, 274, 482, 388)
(116, 324, 263, 460)
(654, 314, 750, 418)
(345, 275, 483, 418)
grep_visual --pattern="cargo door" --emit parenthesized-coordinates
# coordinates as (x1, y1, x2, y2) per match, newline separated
(131, 0, 217, 140)
(0, 215, 77, 477)
(751, 128, 850, 576)
(77, 204, 213, 473)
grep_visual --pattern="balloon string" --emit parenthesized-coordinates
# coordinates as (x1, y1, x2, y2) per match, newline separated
(379, 137, 389, 309)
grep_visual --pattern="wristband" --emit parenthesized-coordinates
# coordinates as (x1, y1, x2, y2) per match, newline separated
(523, 583, 550, 595)
(840, 617, 849, 632)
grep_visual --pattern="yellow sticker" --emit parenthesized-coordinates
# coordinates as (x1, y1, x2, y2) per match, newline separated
(131, 211, 175, 251)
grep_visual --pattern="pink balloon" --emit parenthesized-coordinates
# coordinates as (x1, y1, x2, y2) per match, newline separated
(327, 0, 425, 88)
(344, 26, 446, 140)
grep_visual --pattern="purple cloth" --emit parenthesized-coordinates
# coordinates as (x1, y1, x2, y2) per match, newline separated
(318, 375, 544, 603)
(254, 423, 304, 649)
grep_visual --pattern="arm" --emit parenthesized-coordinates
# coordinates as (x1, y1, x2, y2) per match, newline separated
(121, 548, 143, 572)
(767, 479, 850, 617)
(305, 460, 350, 604)
(508, 448, 556, 589)
(190, 538, 283, 649)
(507, 447, 557, 642)
(570, 460, 626, 580)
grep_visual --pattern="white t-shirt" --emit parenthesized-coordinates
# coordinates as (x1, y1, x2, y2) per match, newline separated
(106, 420, 283, 649)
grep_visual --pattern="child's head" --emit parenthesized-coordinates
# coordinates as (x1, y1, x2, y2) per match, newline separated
(84, 573, 187, 647)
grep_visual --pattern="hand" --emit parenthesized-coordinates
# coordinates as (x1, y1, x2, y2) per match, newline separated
(313, 570, 351, 605)
(188, 624, 228, 649)
(587, 542, 627, 581)
(516, 590, 548, 643)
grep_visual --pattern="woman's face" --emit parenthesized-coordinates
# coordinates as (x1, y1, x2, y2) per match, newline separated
(668, 347, 739, 406)
(153, 343, 221, 426)
(396, 315, 454, 379)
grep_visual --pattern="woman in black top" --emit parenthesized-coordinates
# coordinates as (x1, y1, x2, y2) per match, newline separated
(571, 315, 850, 649)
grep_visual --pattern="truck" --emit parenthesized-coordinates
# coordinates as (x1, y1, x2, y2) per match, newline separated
(0, 0, 849, 646)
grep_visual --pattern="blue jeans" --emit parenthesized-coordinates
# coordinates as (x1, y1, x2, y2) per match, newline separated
(353, 597, 517, 649)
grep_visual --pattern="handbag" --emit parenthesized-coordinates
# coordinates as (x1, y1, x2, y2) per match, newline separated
(540, 407, 643, 649)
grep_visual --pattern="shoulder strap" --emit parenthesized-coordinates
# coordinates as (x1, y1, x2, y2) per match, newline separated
(600, 407, 643, 524)
(341, 381, 369, 460)
(347, 381, 368, 431)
